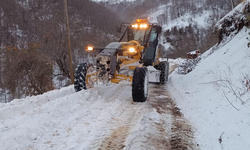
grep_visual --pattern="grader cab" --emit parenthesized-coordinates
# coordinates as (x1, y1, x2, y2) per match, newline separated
(74, 19, 169, 102)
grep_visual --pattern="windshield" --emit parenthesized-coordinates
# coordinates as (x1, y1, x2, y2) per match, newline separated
(120, 26, 151, 45)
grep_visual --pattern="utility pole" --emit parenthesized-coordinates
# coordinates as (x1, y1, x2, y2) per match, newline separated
(64, 0, 74, 84)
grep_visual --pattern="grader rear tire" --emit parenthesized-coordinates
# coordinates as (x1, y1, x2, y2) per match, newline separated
(132, 67, 149, 102)
(159, 62, 169, 84)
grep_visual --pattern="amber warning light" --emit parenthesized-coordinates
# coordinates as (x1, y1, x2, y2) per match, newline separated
(136, 19, 147, 23)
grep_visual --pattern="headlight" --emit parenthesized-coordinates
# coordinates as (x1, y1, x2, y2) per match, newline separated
(132, 24, 139, 28)
(140, 24, 148, 28)
(86, 46, 94, 51)
(132, 24, 148, 29)
(128, 47, 135, 53)
(129, 47, 136, 53)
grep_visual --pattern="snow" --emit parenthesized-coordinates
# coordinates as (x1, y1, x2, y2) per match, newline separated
(1, 3, 250, 149)
(156, 11, 212, 31)
(147, 2, 215, 31)
(0, 81, 174, 149)
(2, 25, 250, 149)
(147, 2, 220, 52)
(148, 66, 161, 82)
(10, 25, 22, 37)
(216, 0, 249, 30)
(168, 27, 250, 149)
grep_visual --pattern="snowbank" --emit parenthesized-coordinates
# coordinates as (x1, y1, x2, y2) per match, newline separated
(168, 27, 250, 149)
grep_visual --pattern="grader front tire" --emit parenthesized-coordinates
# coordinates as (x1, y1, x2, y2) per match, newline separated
(132, 67, 149, 102)
(74, 63, 95, 92)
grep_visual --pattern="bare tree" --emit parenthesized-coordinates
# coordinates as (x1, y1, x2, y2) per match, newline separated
(3, 44, 54, 100)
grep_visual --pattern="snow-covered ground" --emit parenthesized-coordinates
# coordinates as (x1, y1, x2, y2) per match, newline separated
(150, 9, 213, 30)
(0, 81, 180, 150)
(1, 26, 250, 149)
(2, 1, 250, 149)
(168, 27, 250, 149)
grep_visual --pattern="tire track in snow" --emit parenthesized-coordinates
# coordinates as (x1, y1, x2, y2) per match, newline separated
(144, 84, 197, 150)
(97, 102, 146, 150)
(82, 83, 131, 149)
(149, 63, 196, 150)
(169, 98, 196, 150)
(85, 82, 147, 150)
(91, 63, 196, 150)
(142, 85, 172, 149)
(91, 82, 148, 150)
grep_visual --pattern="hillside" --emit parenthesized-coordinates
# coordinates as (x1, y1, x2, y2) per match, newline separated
(169, 28, 250, 149)
(168, 1, 250, 148)
(94, 0, 241, 58)
(0, 0, 122, 102)
(146, 0, 240, 58)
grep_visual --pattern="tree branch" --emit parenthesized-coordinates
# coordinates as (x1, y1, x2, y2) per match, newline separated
(222, 91, 239, 111)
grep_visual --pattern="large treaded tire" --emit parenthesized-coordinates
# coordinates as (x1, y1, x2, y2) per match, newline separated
(159, 62, 169, 84)
(132, 67, 149, 102)
(74, 63, 88, 92)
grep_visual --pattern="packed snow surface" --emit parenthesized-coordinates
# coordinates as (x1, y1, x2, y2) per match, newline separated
(0, 82, 175, 149)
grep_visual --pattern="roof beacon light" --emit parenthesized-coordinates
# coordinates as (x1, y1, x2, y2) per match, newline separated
(136, 19, 147, 23)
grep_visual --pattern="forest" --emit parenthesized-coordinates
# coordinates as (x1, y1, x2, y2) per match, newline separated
(102, 0, 242, 57)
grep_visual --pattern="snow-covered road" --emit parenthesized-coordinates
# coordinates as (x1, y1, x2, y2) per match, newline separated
(0, 75, 197, 150)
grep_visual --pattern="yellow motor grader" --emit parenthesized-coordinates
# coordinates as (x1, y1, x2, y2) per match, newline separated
(74, 19, 169, 102)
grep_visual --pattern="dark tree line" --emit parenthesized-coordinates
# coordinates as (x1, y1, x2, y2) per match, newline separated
(0, 0, 122, 102)
(163, 24, 218, 58)
(216, 1, 250, 44)
(160, 0, 242, 58)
